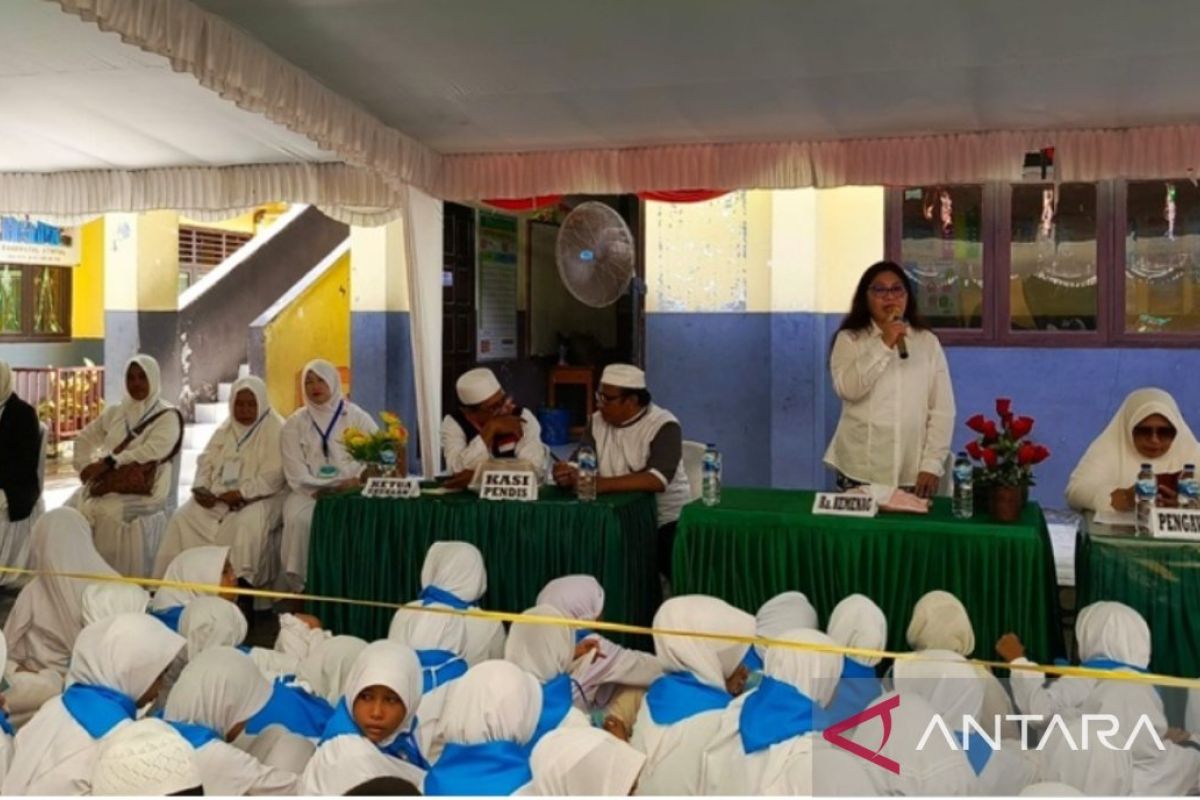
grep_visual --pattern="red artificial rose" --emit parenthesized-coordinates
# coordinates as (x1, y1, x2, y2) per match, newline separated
(981, 421, 1000, 443)
(966, 414, 990, 434)
(996, 398, 1012, 417)
(981, 448, 998, 468)
(1017, 442, 1038, 465)
(1032, 444, 1051, 464)
(965, 440, 984, 460)
(1009, 416, 1035, 439)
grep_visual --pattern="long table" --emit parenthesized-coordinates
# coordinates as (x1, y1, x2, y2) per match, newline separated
(1076, 517, 1200, 677)
(306, 487, 660, 645)
(673, 488, 1065, 663)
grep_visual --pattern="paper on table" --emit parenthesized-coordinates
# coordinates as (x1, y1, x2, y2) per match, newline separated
(1093, 508, 1138, 527)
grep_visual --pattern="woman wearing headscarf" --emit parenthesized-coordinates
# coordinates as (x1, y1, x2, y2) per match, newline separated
(535, 575, 662, 717)
(163, 646, 298, 795)
(892, 650, 1036, 796)
(630, 595, 756, 796)
(0, 359, 44, 586)
(526, 726, 646, 796)
(81, 582, 150, 627)
(504, 604, 591, 747)
(3, 507, 118, 725)
(90, 718, 203, 797)
(414, 541, 506, 665)
(299, 640, 427, 795)
(423, 660, 542, 796)
(68, 355, 183, 576)
(156, 376, 286, 591)
(907, 589, 1016, 739)
(744, 590, 820, 672)
(817, 593, 887, 726)
(2, 613, 185, 795)
(701, 628, 842, 795)
(280, 359, 376, 592)
(149, 545, 237, 631)
(1067, 387, 1200, 513)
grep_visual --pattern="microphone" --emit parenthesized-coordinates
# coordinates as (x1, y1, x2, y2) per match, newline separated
(893, 314, 909, 360)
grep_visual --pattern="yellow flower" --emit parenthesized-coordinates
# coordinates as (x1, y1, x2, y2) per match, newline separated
(341, 427, 363, 443)
(380, 411, 401, 427)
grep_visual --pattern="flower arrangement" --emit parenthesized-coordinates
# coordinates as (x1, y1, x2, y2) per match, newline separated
(341, 412, 409, 473)
(964, 398, 1050, 487)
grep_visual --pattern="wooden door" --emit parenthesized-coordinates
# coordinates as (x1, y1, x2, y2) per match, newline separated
(442, 203, 477, 414)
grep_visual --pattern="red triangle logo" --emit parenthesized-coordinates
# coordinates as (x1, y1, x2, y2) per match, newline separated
(821, 693, 902, 775)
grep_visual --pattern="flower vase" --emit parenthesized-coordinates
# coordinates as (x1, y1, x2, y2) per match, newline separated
(990, 485, 1026, 523)
(361, 463, 384, 481)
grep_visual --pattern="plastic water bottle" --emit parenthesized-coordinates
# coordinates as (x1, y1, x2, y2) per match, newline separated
(1136, 463, 1157, 535)
(952, 452, 974, 519)
(576, 445, 597, 502)
(1180, 464, 1199, 509)
(701, 445, 722, 507)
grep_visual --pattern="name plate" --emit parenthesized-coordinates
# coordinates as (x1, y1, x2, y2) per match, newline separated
(479, 470, 539, 502)
(812, 492, 878, 518)
(362, 477, 421, 500)
(1151, 507, 1200, 540)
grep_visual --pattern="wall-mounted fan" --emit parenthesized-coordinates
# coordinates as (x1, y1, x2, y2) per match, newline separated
(555, 201, 636, 307)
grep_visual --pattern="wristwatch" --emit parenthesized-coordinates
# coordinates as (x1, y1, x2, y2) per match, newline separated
(103, 455, 117, 469)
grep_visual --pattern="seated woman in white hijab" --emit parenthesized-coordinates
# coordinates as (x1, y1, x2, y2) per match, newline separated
(163, 646, 299, 795)
(701, 628, 842, 796)
(743, 590, 820, 673)
(526, 726, 646, 796)
(2, 612, 184, 795)
(413, 541, 506, 664)
(535, 575, 662, 716)
(155, 376, 286, 592)
(81, 582, 150, 626)
(1067, 387, 1200, 513)
(907, 589, 1016, 739)
(68, 355, 183, 576)
(300, 640, 427, 794)
(3, 507, 118, 726)
(90, 717, 203, 797)
(816, 593, 887, 727)
(505, 604, 591, 747)
(280, 359, 376, 592)
(630, 595, 755, 796)
(423, 660, 542, 796)
(149, 545, 238, 631)
(893, 650, 1036, 795)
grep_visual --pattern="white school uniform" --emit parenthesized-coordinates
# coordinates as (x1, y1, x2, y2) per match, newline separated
(526, 726, 646, 796)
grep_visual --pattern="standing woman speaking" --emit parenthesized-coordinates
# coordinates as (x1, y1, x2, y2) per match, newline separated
(823, 261, 956, 497)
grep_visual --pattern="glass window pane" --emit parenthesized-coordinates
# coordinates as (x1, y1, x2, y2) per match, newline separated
(0, 265, 22, 335)
(900, 186, 984, 329)
(1010, 183, 1098, 332)
(1125, 180, 1200, 334)
(33, 266, 67, 335)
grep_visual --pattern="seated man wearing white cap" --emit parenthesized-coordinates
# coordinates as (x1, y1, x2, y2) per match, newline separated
(441, 367, 549, 488)
(552, 364, 691, 577)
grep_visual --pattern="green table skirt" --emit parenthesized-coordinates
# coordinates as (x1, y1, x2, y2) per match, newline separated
(307, 487, 660, 645)
(674, 488, 1064, 663)
(1076, 530, 1200, 677)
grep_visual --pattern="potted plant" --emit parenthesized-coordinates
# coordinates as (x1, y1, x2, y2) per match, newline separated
(341, 411, 409, 479)
(963, 398, 1050, 523)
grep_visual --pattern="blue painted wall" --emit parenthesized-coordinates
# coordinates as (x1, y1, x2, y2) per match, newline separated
(351, 311, 421, 473)
(647, 310, 1200, 509)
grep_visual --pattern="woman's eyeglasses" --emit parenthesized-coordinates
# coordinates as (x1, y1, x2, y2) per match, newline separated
(1133, 424, 1177, 440)
(868, 284, 908, 298)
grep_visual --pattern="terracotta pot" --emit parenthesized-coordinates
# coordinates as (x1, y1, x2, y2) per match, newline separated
(990, 484, 1026, 523)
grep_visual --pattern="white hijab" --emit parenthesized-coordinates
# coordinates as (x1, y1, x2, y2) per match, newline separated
(388, 603, 469, 659)
(438, 660, 542, 747)
(82, 583, 151, 627)
(505, 604, 572, 683)
(1075, 601, 1151, 668)
(121, 355, 164, 429)
(906, 590, 975, 655)
(755, 591, 820, 663)
(227, 375, 277, 438)
(296, 635, 368, 704)
(652, 595, 756, 688)
(3, 507, 119, 671)
(891, 650, 984, 727)
(0, 359, 12, 406)
(301, 359, 344, 430)
(342, 640, 425, 739)
(151, 545, 230, 611)
(421, 541, 487, 602)
(1087, 387, 1200, 477)
(68, 613, 185, 698)
(179, 597, 248, 660)
(527, 727, 645, 796)
(536, 575, 605, 621)
(165, 647, 271, 738)
(827, 593, 888, 667)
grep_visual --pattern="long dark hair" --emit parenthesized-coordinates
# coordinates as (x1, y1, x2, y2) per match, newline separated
(832, 261, 929, 349)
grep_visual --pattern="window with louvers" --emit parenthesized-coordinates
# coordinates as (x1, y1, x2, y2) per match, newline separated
(178, 225, 253, 290)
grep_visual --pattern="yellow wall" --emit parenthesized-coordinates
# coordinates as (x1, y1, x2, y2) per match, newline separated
(263, 251, 351, 415)
(71, 218, 105, 338)
(180, 203, 290, 236)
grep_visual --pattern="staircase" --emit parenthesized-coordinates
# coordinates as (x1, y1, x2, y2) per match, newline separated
(179, 363, 250, 499)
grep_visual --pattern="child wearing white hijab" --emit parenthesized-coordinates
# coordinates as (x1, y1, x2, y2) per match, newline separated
(163, 646, 298, 795)
(389, 595, 470, 693)
(90, 717, 203, 796)
(423, 660, 542, 796)
(3, 613, 185, 795)
(817, 593, 887, 726)
(743, 590, 820, 671)
(280, 359, 377, 591)
(504, 604, 591, 747)
(82, 582, 151, 626)
(156, 376, 286, 588)
(414, 541, 506, 664)
(701, 629, 842, 795)
(3, 507, 118, 725)
(526, 726, 646, 796)
(299, 640, 427, 795)
(149, 545, 237, 631)
(1067, 387, 1200, 513)
(630, 595, 756, 796)
(68, 355, 183, 576)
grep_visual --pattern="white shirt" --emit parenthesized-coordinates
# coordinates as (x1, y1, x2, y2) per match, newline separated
(440, 408, 549, 475)
(824, 324, 955, 487)
(280, 401, 377, 495)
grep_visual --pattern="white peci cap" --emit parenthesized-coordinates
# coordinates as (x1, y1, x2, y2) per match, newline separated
(456, 368, 502, 406)
(600, 364, 646, 390)
(91, 718, 202, 796)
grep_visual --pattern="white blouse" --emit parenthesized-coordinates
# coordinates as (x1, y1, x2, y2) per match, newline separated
(280, 402, 378, 495)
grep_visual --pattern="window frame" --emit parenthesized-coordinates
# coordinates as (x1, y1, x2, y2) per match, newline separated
(0, 263, 73, 343)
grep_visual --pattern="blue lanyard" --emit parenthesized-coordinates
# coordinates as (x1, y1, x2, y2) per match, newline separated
(309, 400, 344, 459)
(235, 412, 270, 451)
